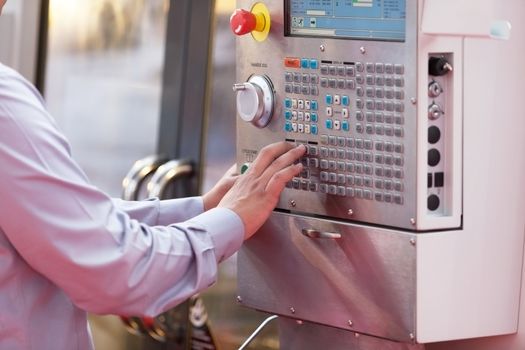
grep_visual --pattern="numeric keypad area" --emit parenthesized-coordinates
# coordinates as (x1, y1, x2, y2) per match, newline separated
(287, 136, 405, 205)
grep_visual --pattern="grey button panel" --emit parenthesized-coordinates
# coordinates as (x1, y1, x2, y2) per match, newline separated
(287, 60, 407, 205)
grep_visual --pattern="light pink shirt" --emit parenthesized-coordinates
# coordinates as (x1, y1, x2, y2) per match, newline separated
(0, 63, 244, 349)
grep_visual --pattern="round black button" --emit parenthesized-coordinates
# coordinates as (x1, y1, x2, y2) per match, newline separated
(428, 148, 441, 167)
(428, 194, 440, 211)
(428, 126, 441, 144)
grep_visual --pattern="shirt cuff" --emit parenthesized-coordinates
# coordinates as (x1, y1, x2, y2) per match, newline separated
(157, 197, 205, 225)
(187, 207, 245, 263)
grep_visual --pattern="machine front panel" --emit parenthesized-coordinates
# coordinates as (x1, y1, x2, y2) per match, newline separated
(237, 211, 417, 342)
(236, 0, 419, 230)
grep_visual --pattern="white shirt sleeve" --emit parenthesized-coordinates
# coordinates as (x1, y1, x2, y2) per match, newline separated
(111, 196, 206, 226)
(0, 64, 244, 317)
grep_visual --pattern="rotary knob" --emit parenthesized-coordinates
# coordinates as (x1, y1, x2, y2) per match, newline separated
(233, 75, 274, 128)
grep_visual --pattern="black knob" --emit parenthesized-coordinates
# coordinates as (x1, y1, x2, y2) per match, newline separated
(428, 126, 441, 144)
(429, 57, 453, 76)
(428, 148, 441, 167)
(428, 194, 440, 211)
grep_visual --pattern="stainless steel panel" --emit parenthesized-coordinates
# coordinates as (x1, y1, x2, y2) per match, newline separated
(238, 211, 417, 342)
(279, 318, 424, 350)
(235, 0, 419, 230)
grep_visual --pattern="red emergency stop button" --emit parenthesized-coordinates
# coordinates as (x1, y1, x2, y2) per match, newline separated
(230, 9, 257, 35)
(230, 4, 270, 41)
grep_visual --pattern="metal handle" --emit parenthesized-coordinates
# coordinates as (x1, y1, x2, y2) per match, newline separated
(146, 159, 193, 199)
(301, 228, 341, 240)
(238, 315, 279, 350)
(122, 155, 168, 200)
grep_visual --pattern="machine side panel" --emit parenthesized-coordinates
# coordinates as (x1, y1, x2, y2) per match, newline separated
(417, 4, 525, 340)
(238, 212, 417, 342)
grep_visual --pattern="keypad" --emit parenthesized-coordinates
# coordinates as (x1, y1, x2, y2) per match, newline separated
(284, 59, 406, 205)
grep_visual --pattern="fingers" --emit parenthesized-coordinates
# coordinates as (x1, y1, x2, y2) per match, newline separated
(248, 142, 296, 176)
(260, 144, 305, 183)
(265, 163, 303, 195)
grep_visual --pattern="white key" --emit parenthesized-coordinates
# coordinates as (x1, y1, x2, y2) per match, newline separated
(305, 124, 311, 134)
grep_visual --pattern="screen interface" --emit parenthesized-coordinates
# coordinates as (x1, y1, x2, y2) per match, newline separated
(287, 0, 406, 42)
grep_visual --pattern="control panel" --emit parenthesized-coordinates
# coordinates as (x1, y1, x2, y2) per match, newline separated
(233, 0, 462, 231)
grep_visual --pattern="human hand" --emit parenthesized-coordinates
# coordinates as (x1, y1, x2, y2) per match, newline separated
(202, 164, 239, 211)
(218, 142, 306, 240)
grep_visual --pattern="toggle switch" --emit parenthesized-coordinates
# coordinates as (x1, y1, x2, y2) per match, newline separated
(429, 57, 453, 76)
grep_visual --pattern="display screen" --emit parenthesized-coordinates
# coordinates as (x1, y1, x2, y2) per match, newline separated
(286, 0, 406, 42)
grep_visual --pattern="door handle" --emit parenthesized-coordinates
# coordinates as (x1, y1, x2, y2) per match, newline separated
(122, 155, 168, 200)
(301, 228, 341, 240)
(146, 159, 193, 199)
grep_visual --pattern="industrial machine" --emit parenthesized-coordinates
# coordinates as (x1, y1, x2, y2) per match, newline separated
(232, 0, 525, 348)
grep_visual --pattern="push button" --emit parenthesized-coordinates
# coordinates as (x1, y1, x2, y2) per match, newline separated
(301, 58, 309, 69)
(284, 57, 301, 68)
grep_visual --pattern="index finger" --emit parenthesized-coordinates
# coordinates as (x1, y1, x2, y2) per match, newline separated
(248, 141, 298, 177)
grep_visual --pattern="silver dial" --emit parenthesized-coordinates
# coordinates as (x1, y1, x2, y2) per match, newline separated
(233, 75, 274, 128)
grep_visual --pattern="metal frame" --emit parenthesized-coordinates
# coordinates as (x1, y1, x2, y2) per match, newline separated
(158, 0, 216, 197)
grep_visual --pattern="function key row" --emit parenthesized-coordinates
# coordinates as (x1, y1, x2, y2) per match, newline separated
(284, 98, 319, 111)
(284, 110, 318, 122)
(285, 72, 319, 84)
(325, 94, 350, 106)
(284, 57, 320, 70)
(285, 84, 319, 96)
(355, 99, 405, 112)
(284, 122, 318, 135)
(316, 149, 404, 167)
(288, 177, 404, 204)
(355, 123, 404, 137)
(320, 62, 405, 76)
(355, 111, 404, 125)
(325, 119, 350, 131)
(318, 136, 404, 153)
(357, 87, 404, 100)
(357, 75, 404, 87)
(319, 170, 404, 185)
(320, 78, 356, 90)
